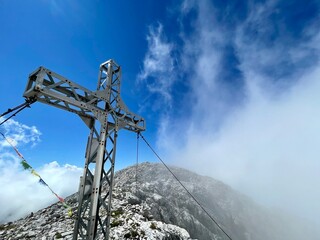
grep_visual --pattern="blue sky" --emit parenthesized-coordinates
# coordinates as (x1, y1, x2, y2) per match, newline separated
(0, 0, 320, 230)
(0, 0, 168, 169)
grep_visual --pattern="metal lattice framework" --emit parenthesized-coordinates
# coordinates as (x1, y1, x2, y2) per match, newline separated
(23, 59, 145, 239)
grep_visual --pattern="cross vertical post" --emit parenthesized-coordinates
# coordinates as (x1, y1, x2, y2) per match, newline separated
(23, 59, 145, 239)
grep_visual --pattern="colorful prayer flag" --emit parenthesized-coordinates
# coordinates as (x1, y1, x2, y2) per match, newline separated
(15, 149, 23, 158)
(31, 169, 40, 178)
(68, 208, 73, 217)
(21, 160, 32, 170)
(58, 196, 64, 202)
(39, 178, 48, 186)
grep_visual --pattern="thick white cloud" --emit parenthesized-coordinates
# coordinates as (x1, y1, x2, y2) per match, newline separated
(140, 0, 320, 227)
(0, 120, 82, 223)
(172, 65, 320, 224)
(0, 155, 82, 223)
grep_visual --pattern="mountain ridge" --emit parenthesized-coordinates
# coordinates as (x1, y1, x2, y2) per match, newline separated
(0, 162, 318, 239)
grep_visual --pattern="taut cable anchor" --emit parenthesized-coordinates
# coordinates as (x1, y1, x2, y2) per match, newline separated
(0, 98, 36, 126)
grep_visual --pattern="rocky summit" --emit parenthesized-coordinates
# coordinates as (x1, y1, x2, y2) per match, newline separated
(0, 162, 318, 239)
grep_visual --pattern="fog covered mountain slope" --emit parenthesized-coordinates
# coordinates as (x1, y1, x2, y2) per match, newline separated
(114, 162, 318, 240)
(0, 162, 317, 239)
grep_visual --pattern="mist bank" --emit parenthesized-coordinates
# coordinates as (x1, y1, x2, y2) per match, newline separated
(137, 0, 320, 229)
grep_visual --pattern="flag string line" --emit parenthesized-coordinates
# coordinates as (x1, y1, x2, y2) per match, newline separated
(0, 131, 73, 217)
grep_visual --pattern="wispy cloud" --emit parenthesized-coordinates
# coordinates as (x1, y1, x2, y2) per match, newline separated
(0, 118, 41, 148)
(138, 23, 176, 108)
(140, 0, 320, 228)
(47, 0, 64, 16)
(45, 0, 90, 28)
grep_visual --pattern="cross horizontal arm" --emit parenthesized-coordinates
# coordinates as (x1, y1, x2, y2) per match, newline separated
(23, 66, 145, 132)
